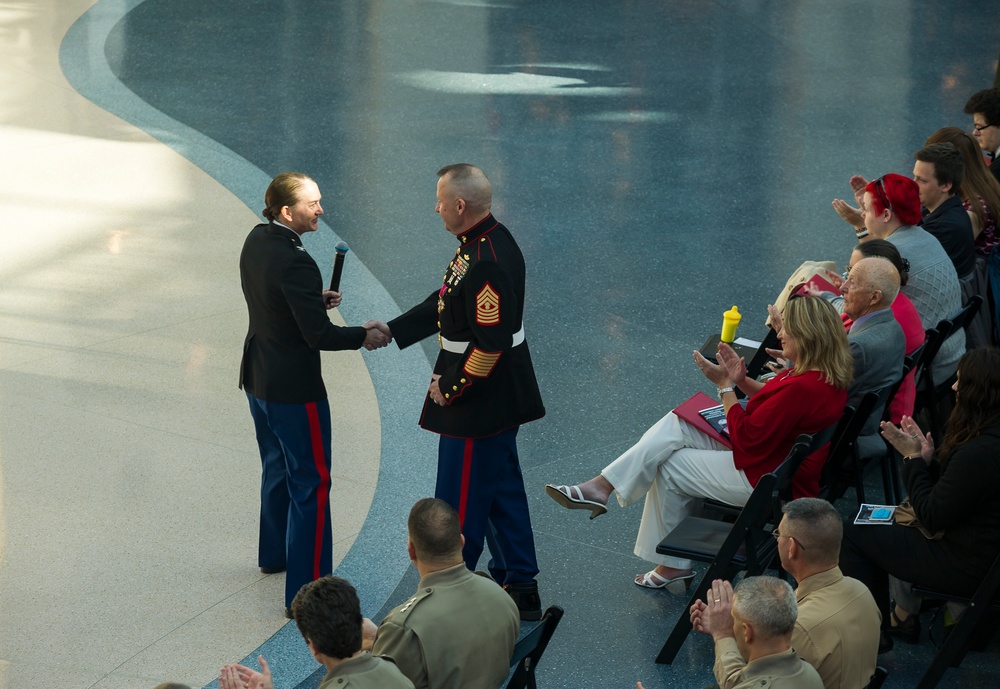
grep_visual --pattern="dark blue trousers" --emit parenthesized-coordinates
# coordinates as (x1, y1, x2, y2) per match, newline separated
(246, 393, 332, 607)
(436, 427, 539, 584)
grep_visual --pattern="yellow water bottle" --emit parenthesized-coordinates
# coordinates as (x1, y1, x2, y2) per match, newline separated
(721, 306, 741, 343)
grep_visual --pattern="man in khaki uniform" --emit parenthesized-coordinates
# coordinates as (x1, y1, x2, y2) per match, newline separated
(364, 498, 520, 689)
(776, 499, 881, 689)
(692, 576, 823, 689)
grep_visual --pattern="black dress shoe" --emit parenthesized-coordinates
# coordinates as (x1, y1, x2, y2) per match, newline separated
(504, 581, 542, 621)
(878, 632, 894, 655)
(261, 566, 286, 574)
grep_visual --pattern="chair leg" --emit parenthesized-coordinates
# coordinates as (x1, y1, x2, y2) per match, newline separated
(916, 600, 987, 689)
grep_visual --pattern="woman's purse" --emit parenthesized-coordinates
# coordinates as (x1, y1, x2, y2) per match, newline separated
(894, 498, 945, 540)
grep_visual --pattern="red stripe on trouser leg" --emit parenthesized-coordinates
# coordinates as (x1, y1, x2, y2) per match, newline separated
(305, 402, 330, 580)
(457, 439, 475, 526)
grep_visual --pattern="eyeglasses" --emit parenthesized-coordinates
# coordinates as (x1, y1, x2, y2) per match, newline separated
(873, 176, 894, 217)
(772, 528, 806, 550)
(973, 123, 995, 132)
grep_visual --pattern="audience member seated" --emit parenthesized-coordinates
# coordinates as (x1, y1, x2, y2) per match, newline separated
(804, 257, 905, 436)
(912, 143, 976, 279)
(964, 87, 1000, 185)
(840, 347, 1000, 652)
(760, 498, 880, 689)
(833, 173, 965, 383)
(220, 577, 414, 689)
(363, 498, 519, 689)
(814, 241, 923, 424)
(925, 127, 1000, 255)
(690, 576, 824, 689)
(545, 297, 850, 589)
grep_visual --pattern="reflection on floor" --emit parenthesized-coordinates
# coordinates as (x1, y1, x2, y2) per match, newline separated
(1, 1, 999, 688)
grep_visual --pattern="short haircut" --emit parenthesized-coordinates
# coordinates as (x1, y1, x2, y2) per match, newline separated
(853, 256, 900, 306)
(964, 87, 1000, 125)
(263, 172, 314, 222)
(408, 498, 463, 563)
(864, 174, 922, 226)
(732, 576, 798, 639)
(437, 163, 492, 215)
(855, 239, 908, 287)
(782, 497, 843, 565)
(291, 576, 363, 660)
(914, 142, 964, 193)
(782, 297, 853, 390)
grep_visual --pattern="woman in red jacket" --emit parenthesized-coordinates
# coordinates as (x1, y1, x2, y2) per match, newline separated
(546, 297, 852, 589)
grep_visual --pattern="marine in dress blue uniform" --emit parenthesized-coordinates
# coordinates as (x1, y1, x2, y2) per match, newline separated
(239, 173, 383, 613)
(388, 165, 545, 616)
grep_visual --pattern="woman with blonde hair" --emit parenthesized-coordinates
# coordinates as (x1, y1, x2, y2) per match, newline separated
(546, 297, 851, 588)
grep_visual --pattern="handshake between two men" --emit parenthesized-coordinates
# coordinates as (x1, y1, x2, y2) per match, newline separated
(322, 288, 392, 351)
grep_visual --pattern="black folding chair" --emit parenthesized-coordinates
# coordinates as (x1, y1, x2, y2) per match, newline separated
(505, 605, 564, 689)
(819, 392, 881, 505)
(653, 434, 815, 664)
(914, 296, 983, 441)
(911, 551, 1000, 689)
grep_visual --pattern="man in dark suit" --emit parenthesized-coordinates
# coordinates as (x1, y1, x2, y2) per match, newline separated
(239, 171, 390, 616)
(385, 164, 546, 620)
(964, 87, 1000, 184)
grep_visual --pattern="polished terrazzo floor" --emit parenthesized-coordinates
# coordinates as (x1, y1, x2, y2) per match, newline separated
(2, 1, 999, 688)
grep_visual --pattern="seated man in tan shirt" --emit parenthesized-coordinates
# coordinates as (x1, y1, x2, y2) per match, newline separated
(691, 576, 823, 689)
(691, 498, 881, 689)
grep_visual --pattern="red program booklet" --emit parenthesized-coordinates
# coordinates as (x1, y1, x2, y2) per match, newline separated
(673, 391, 733, 449)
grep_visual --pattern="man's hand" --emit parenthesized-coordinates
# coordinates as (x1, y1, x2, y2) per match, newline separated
(362, 617, 378, 651)
(220, 655, 274, 689)
(690, 598, 709, 635)
(323, 290, 343, 310)
(428, 374, 446, 406)
(362, 320, 392, 350)
(700, 579, 736, 642)
(764, 347, 790, 374)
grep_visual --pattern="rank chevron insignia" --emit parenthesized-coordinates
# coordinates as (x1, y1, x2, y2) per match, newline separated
(476, 283, 500, 325)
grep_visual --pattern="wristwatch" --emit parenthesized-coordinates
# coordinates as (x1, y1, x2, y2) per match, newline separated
(717, 386, 734, 398)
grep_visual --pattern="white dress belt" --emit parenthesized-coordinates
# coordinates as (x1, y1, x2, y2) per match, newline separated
(439, 326, 525, 353)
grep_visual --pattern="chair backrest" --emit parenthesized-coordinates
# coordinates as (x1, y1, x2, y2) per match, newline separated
(949, 294, 983, 332)
(505, 605, 565, 689)
(881, 342, 926, 422)
(745, 327, 782, 380)
(819, 393, 878, 503)
(772, 433, 817, 503)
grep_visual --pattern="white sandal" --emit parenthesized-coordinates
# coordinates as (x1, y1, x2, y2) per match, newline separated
(545, 484, 608, 519)
(634, 569, 695, 590)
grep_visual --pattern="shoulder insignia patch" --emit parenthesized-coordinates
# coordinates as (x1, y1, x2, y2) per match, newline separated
(476, 283, 500, 325)
(464, 348, 501, 378)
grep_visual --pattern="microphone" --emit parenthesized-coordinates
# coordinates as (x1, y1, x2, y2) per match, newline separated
(329, 241, 349, 292)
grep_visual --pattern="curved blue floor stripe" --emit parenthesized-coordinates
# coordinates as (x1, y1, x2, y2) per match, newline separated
(60, 2, 437, 687)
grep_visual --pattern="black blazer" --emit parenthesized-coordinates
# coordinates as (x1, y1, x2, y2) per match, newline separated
(239, 222, 366, 403)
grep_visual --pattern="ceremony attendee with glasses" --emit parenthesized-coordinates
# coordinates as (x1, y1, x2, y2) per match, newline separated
(964, 87, 1000, 185)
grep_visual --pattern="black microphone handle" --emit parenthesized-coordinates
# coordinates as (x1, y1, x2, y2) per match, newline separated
(329, 252, 345, 292)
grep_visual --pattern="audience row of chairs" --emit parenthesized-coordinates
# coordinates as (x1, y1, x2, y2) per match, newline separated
(649, 294, 994, 689)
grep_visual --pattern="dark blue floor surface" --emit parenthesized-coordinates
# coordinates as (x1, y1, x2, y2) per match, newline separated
(63, 1, 1000, 687)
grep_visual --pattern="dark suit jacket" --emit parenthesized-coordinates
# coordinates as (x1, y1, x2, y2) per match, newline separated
(990, 156, 1000, 185)
(239, 222, 366, 403)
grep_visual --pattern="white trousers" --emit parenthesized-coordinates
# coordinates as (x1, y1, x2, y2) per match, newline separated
(602, 411, 753, 569)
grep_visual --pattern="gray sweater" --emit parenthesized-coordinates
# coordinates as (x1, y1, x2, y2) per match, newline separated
(887, 226, 965, 382)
